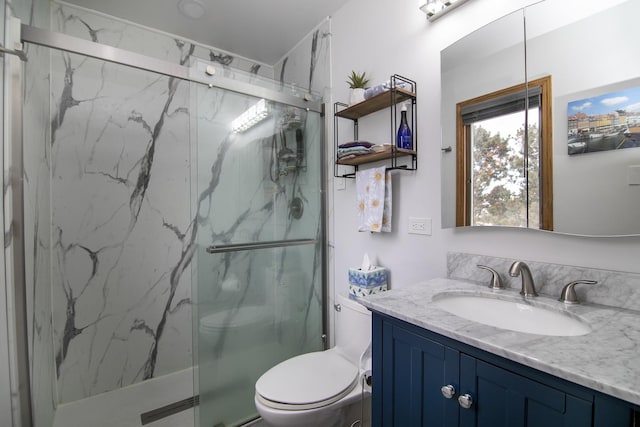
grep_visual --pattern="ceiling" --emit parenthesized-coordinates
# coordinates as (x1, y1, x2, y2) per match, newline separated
(63, 0, 351, 65)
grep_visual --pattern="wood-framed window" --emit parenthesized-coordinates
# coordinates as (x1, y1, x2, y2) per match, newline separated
(456, 76, 553, 230)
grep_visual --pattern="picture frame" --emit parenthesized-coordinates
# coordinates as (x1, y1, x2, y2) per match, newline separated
(567, 85, 640, 155)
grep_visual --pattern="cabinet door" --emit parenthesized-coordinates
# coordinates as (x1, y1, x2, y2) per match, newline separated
(459, 355, 593, 427)
(373, 315, 459, 427)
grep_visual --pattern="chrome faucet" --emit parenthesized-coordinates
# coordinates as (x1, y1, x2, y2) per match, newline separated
(509, 261, 538, 297)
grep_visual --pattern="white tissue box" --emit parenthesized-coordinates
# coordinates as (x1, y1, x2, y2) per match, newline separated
(348, 267, 388, 299)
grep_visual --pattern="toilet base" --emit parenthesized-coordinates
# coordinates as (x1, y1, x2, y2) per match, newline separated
(255, 386, 370, 427)
(342, 394, 371, 427)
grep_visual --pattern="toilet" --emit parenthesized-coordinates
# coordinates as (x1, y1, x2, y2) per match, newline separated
(254, 294, 372, 427)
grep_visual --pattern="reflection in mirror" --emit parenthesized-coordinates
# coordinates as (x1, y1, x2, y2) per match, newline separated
(441, 0, 640, 236)
(455, 77, 552, 230)
(441, 8, 526, 229)
(526, 0, 640, 236)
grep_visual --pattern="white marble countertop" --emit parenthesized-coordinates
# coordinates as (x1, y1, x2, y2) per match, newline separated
(359, 278, 640, 406)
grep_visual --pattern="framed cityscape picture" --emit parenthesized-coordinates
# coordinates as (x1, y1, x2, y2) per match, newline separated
(567, 86, 640, 155)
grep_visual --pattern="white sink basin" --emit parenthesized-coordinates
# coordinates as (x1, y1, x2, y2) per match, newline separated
(433, 293, 591, 336)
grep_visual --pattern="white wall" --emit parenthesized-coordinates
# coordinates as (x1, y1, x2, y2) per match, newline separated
(330, 0, 640, 297)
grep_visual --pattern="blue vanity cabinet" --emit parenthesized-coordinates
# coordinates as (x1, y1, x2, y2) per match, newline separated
(458, 354, 592, 426)
(372, 312, 634, 427)
(374, 312, 460, 426)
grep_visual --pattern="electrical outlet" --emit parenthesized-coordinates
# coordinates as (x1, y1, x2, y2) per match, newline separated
(408, 217, 432, 235)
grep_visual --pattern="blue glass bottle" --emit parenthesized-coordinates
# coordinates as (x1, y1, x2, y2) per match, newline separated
(397, 104, 412, 149)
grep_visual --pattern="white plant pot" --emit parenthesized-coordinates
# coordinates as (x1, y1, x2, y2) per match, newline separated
(349, 88, 365, 105)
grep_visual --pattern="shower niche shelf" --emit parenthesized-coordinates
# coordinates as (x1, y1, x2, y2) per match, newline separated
(334, 74, 417, 178)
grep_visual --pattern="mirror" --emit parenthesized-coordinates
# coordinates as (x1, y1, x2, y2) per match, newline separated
(441, 8, 525, 230)
(441, 0, 640, 236)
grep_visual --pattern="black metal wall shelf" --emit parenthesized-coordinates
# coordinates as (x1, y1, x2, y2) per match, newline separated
(334, 74, 417, 178)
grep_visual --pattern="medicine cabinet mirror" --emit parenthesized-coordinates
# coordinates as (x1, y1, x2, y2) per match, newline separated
(440, 0, 640, 236)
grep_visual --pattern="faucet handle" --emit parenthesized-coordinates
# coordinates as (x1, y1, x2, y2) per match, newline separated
(558, 280, 597, 304)
(477, 265, 505, 290)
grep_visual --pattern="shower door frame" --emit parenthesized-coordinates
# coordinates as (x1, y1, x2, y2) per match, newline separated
(7, 20, 329, 427)
(21, 24, 323, 112)
(5, 15, 32, 427)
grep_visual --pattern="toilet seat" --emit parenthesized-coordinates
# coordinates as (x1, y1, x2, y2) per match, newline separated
(255, 350, 359, 410)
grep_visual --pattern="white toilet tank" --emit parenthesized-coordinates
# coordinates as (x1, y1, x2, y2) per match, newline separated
(334, 294, 372, 363)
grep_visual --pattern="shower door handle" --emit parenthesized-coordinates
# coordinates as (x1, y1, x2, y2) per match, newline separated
(205, 238, 317, 254)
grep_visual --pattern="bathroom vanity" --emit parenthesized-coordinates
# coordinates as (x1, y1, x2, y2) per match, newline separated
(370, 311, 632, 426)
(360, 263, 640, 427)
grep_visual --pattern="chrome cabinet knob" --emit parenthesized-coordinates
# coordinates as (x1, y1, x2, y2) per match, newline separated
(440, 384, 456, 399)
(458, 393, 473, 409)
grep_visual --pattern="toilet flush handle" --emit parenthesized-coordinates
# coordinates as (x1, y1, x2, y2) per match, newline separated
(334, 303, 342, 312)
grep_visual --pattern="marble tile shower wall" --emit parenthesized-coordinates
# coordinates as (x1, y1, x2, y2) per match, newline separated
(447, 252, 640, 309)
(41, 2, 331, 404)
(48, 4, 237, 404)
(274, 19, 331, 99)
(51, 2, 275, 79)
(50, 50, 193, 403)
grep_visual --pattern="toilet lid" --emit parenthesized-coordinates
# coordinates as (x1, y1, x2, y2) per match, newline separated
(255, 350, 359, 410)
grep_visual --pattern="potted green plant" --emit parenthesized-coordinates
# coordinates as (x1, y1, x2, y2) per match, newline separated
(346, 71, 370, 105)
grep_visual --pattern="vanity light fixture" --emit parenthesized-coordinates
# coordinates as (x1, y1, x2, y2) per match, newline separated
(419, 0, 470, 21)
(231, 99, 271, 133)
(177, 0, 206, 19)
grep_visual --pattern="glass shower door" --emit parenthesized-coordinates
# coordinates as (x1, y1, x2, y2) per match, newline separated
(192, 82, 325, 427)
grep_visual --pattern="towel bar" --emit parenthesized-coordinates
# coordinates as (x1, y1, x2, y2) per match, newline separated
(206, 238, 317, 254)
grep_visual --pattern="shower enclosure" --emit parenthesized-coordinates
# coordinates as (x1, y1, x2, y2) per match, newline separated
(2, 7, 327, 427)
(192, 62, 326, 426)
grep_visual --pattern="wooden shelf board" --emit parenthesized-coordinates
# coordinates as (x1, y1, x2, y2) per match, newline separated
(335, 88, 416, 120)
(336, 147, 416, 166)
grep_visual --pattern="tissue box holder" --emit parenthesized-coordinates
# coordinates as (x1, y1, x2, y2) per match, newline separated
(348, 267, 388, 299)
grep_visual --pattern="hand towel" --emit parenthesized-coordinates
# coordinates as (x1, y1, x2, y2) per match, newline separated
(356, 166, 392, 232)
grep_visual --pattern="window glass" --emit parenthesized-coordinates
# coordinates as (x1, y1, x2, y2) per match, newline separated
(456, 77, 551, 229)
(469, 108, 539, 227)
